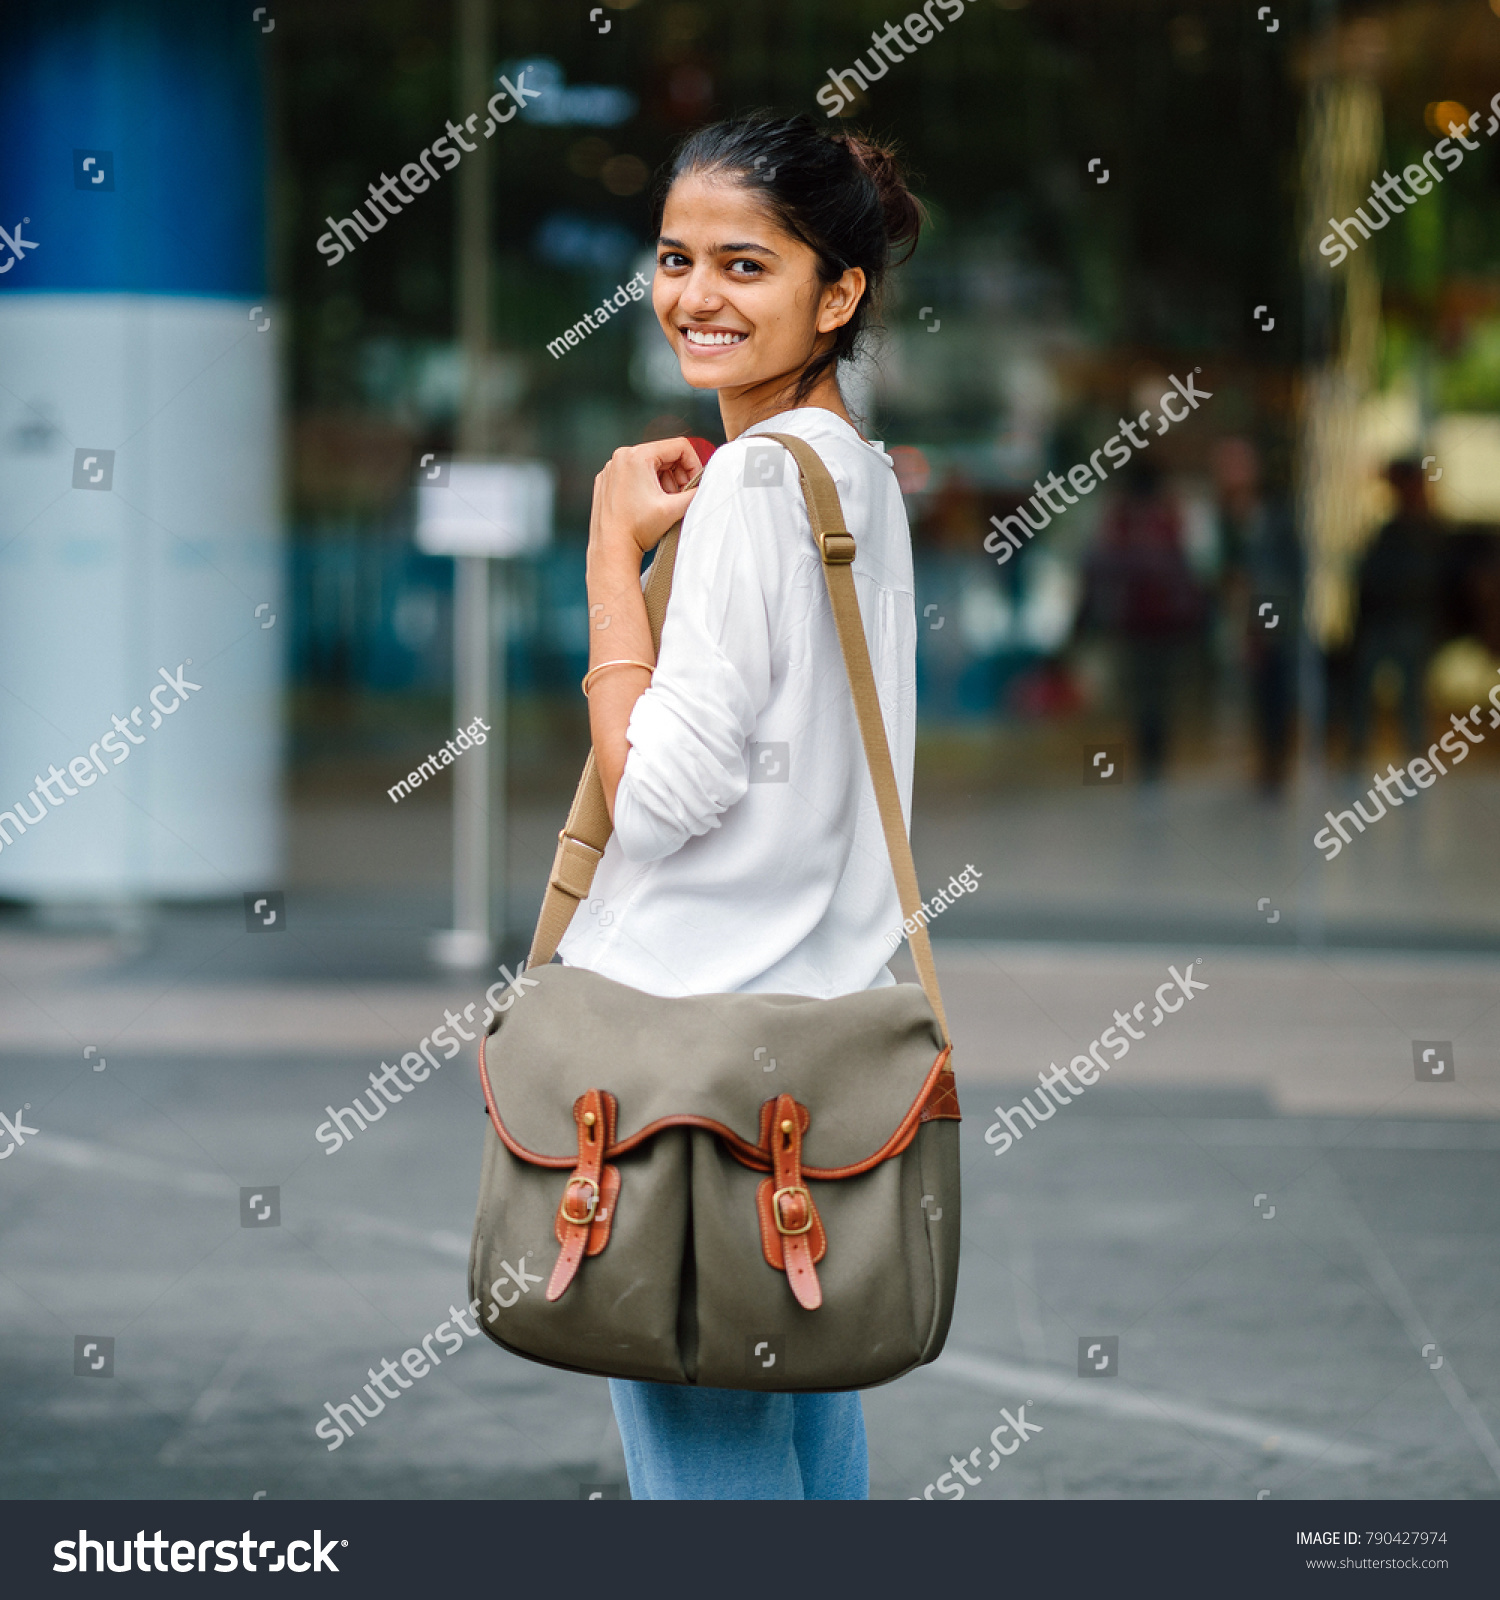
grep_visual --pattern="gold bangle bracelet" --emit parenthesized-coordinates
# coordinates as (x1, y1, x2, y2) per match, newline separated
(581, 658, 655, 696)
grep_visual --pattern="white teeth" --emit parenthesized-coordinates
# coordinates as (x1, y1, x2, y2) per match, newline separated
(684, 329, 746, 346)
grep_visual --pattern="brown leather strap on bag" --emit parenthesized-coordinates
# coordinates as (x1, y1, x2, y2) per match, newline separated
(756, 1094, 825, 1310)
(546, 1088, 620, 1302)
(524, 431, 950, 1048)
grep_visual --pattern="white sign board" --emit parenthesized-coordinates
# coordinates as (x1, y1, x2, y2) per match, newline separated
(416, 460, 554, 558)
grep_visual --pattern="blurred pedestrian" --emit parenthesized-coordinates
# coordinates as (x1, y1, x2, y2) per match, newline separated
(916, 473, 1012, 719)
(1080, 460, 1205, 782)
(1348, 459, 1442, 760)
(1213, 437, 1302, 797)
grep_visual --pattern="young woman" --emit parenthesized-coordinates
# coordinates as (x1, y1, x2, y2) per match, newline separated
(557, 111, 923, 1500)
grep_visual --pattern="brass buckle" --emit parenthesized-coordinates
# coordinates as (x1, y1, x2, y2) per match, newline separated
(818, 531, 856, 565)
(560, 1176, 599, 1225)
(772, 1184, 814, 1235)
(551, 832, 604, 899)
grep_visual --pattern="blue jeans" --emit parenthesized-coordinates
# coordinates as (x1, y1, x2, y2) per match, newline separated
(608, 1379, 868, 1500)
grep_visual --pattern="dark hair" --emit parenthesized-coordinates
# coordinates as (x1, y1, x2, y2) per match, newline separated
(652, 111, 924, 404)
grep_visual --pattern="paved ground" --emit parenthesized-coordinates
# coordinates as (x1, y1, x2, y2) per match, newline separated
(3, 934, 1498, 1501)
(279, 760, 1500, 951)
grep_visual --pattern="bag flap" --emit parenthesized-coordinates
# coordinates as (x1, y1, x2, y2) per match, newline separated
(486, 965, 946, 1170)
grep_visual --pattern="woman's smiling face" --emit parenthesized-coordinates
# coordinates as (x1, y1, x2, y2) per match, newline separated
(653, 170, 862, 398)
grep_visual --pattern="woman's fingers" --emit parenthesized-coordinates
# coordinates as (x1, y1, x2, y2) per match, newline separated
(641, 435, 703, 479)
(616, 437, 696, 494)
(588, 439, 703, 555)
(626, 448, 695, 501)
(587, 469, 605, 545)
(659, 484, 699, 517)
(600, 436, 701, 493)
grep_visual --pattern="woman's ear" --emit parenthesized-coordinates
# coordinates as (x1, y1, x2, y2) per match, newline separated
(816, 267, 866, 334)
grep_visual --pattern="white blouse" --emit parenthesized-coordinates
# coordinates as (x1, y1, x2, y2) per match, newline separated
(556, 406, 917, 1000)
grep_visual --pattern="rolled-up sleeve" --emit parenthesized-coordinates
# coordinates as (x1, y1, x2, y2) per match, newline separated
(611, 458, 789, 864)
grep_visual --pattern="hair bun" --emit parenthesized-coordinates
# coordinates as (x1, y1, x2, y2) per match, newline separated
(839, 133, 923, 262)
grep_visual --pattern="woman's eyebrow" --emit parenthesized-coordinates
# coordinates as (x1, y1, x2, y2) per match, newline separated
(656, 236, 780, 258)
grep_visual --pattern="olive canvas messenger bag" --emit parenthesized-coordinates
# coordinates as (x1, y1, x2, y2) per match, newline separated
(469, 432, 960, 1391)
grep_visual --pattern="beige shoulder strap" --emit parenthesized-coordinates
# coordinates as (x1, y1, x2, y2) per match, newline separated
(525, 432, 950, 1047)
(524, 518, 682, 972)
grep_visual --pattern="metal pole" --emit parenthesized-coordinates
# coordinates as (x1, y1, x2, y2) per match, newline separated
(455, 0, 492, 459)
(449, 554, 490, 962)
(434, 0, 496, 969)
(492, 563, 507, 943)
(1296, 0, 1338, 955)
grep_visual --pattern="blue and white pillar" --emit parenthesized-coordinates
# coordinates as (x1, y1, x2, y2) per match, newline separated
(0, 0, 281, 901)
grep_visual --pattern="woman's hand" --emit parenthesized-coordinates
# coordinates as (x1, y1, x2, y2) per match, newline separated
(588, 437, 703, 564)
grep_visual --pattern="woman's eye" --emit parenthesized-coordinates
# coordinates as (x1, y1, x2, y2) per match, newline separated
(659, 251, 688, 270)
(727, 259, 763, 277)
